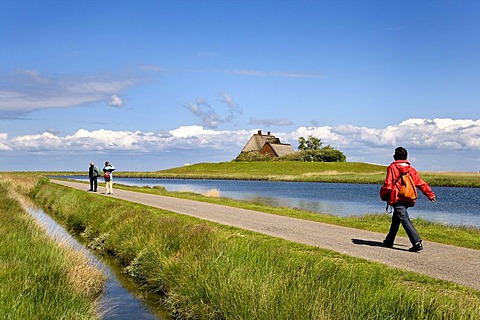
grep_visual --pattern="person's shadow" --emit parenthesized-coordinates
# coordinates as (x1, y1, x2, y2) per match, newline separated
(351, 238, 408, 251)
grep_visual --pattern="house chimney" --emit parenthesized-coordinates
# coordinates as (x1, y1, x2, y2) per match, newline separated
(258, 130, 262, 135)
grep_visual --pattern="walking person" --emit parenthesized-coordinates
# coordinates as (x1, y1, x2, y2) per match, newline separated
(379, 147, 436, 252)
(88, 162, 101, 192)
(103, 161, 116, 195)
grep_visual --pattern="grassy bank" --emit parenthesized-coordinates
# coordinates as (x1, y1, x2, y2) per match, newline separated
(0, 175, 104, 319)
(116, 161, 480, 187)
(113, 183, 480, 250)
(33, 178, 480, 319)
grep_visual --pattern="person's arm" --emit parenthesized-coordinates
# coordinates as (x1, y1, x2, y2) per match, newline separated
(379, 165, 395, 203)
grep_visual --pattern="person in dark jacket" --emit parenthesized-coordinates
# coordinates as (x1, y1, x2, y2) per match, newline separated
(103, 161, 116, 194)
(379, 147, 436, 252)
(88, 162, 101, 192)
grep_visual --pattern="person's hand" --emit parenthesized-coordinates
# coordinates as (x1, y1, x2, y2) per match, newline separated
(429, 196, 436, 202)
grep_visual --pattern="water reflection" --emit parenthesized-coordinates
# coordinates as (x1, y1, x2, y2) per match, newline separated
(26, 206, 166, 320)
(59, 176, 480, 227)
(151, 179, 480, 227)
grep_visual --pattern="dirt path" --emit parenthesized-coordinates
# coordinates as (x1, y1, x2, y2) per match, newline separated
(52, 179, 480, 291)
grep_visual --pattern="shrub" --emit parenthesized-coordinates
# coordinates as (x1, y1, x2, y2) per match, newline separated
(234, 151, 273, 162)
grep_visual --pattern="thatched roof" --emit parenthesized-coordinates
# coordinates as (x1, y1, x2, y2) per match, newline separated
(241, 130, 280, 153)
(264, 142, 295, 157)
(240, 130, 295, 158)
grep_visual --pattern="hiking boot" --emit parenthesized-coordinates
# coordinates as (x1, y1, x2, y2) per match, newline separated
(409, 241, 423, 252)
(383, 239, 394, 248)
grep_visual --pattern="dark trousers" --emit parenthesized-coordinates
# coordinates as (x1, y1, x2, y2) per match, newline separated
(89, 177, 98, 192)
(385, 202, 421, 245)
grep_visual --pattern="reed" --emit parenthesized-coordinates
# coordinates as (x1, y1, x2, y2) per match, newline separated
(0, 178, 104, 319)
(203, 188, 221, 197)
(33, 179, 480, 319)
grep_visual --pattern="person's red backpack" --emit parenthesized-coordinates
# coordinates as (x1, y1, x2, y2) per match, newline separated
(398, 170, 418, 201)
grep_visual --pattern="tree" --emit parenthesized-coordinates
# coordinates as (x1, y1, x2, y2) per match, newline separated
(295, 136, 346, 162)
(298, 135, 322, 151)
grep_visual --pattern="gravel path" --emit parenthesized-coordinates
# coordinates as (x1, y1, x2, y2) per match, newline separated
(52, 179, 480, 291)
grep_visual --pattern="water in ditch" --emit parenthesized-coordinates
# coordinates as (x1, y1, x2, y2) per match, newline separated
(26, 205, 170, 320)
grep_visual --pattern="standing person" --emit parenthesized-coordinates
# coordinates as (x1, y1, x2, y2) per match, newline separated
(379, 147, 436, 252)
(103, 161, 116, 195)
(88, 162, 101, 192)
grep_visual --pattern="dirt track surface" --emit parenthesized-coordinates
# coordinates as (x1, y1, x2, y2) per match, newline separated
(52, 179, 480, 291)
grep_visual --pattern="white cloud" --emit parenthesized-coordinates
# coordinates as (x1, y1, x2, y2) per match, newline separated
(2, 126, 251, 154)
(0, 69, 138, 112)
(108, 95, 123, 107)
(0, 133, 10, 151)
(288, 118, 480, 171)
(2, 118, 479, 153)
(290, 118, 480, 150)
(1, 118, 479, 171)
(186, 93, 242, 128)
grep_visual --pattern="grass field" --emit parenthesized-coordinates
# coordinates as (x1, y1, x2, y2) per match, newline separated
(31, 176, 480, 319)
(0, 174, 104, 319)
(115, 161, 480, 187)
(32, 161, 480, 187)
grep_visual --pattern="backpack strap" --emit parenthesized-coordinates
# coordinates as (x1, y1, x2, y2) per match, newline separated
(393, 167, 409, 191)
(385, 166, 407, 213)
(385, 202, 392, 213)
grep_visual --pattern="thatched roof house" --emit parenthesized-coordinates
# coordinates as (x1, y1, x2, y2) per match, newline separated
(240, 130, 295, 157)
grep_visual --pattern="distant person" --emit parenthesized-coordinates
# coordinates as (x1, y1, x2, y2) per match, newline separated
(103, 161, 116, 194)
(379, 147, 436, 252)
(88, 162, 101, 192)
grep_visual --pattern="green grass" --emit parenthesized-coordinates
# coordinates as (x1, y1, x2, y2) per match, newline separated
(122, 161, 387, 182)
(0, 177, 104, 320)
(33, 178, 480, 319)
(115, 161, 480, 187)
(15, 161, 480, 187)
(101, 182, 479, 251)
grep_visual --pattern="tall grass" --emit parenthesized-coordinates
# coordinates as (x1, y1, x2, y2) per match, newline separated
(0, 177, 104, 319)
(113, 183, 480, 250)
(34, 180, 480, 319)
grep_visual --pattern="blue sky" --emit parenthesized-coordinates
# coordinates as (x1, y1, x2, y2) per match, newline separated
(1, 0, 479, 172)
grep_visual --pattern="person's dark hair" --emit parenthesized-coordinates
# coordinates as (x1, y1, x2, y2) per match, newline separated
(394, 147, 408, 160)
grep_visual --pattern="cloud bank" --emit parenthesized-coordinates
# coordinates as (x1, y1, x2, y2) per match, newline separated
(1, 118, 478, 152)
(289, 118, 480, 150)
(1, 118, 478, 171)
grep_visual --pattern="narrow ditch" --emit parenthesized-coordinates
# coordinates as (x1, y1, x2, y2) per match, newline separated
(25, 205, 171, 320)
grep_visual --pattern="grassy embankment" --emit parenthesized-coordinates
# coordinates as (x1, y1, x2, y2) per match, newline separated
(32, 175, 480, 319)
(117, 161, 480, 187)
(110, 182, 480, 250)
(0, 174, 104, 319)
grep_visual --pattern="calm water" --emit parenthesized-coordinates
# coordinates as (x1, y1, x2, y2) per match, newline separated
(65, 176, 480, 228)
(26, 206, 168, 320)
